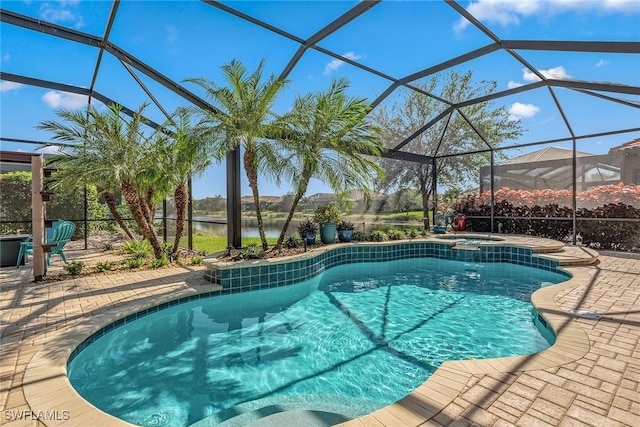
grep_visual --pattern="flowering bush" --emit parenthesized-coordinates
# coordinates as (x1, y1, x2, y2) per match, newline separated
(460, 183, 640, 211)
(453, 183, 640, 251)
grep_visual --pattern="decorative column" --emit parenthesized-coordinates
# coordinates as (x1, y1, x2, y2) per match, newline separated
(31, 155, 46, 280)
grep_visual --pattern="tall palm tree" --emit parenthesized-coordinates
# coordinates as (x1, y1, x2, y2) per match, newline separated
(274, 77, 386, 247)
(162, 107, 224, 256)
(186, 59, 288, 251)
(39, 106, 140, 240)
(38, 103, 166, 258)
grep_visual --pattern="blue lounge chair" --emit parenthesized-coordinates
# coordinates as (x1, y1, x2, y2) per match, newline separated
(16, 220, 76, 268)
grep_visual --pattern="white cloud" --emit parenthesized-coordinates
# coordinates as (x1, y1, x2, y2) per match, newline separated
(323, 52, 363, 75)
(1, 52, 10, 62)
(595, 59, 609, 67)
(39, 1, 84, 28)
(522, 66, 571, 82)
(42, 90, 88, 109)
(0, 81, 24, 93)
(508, 102, 540, 121)
(507, 66, 570, 89)
(455, 0, 640, 31)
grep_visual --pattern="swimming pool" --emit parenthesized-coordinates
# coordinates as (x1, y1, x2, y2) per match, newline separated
(67, 257, 567, 427)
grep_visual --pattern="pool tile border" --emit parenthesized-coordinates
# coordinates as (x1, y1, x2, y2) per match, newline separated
(22, 236, 592, 427)
(204, 239, 569, 293)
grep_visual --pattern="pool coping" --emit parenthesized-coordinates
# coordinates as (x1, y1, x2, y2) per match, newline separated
(22, 235, 593, 427)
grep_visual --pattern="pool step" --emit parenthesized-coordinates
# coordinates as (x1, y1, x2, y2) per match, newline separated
(236, 409, 350, 427)
(539, 245, 599, 266)
(190, 396, 372, 427)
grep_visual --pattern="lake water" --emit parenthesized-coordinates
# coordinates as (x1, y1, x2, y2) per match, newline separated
(192, 217, 300, 238)
(192, 216, 411, 238)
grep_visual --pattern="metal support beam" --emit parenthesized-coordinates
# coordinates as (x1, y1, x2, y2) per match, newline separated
(0, 8, 102, 46)
(431, 158, 437, 228)
(188, 177, 194, 250)
(490, 151, 495, 233)
(1, 9, 219, 114)
(501, 39, 640, 54)
(391, 107, 454, 152)
(572, 138, 578, 245)
(226, 148, 242, 249)
(279, 0, 380, 80)
(380, 150, 432, 164)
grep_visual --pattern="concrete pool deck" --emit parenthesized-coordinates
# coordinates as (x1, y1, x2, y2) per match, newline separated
(1, 235, 638, 426)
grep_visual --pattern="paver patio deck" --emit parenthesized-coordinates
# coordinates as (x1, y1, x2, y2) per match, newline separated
(1, 236, 638, 427)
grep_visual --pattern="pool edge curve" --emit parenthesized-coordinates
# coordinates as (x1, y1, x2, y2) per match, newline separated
(23, 236, 592, 427)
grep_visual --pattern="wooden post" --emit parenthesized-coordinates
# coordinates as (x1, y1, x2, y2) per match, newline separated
(32, 156, 46, 280)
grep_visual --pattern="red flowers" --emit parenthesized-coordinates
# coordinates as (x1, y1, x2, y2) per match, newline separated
(467, 183, 640, 210)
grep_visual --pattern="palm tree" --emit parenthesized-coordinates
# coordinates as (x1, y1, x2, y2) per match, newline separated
(39, 106, 140, 240)
(38, 103, 166, 258)
(162, 107, 224, 256)
(186, 59, 288, 251)
(274, 77, 386, 247)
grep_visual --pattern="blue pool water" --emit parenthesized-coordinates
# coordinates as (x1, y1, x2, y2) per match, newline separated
(67, 258, 566, 427)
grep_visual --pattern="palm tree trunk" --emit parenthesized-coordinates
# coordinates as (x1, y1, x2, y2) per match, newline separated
(172, 183, 189, 255)
(276, 172, 311, 248)
(103, 190, 135, 240)
(121, 183, 164, 259)
(146, 187, 156, 226)
(244, 144, 268, 251)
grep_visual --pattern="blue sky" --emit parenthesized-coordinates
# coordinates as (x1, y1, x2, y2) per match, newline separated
(1, 0, 639, 199)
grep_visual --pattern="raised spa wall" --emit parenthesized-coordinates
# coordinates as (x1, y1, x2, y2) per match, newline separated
(204, 240, 569, 293)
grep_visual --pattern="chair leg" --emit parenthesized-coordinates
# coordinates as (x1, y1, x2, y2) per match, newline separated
(16, 246, 25, 268)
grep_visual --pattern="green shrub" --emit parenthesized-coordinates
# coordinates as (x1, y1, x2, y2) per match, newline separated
(313, 203, 343, 225)
(161, 241, 172, 255)
(95, 261, 113, 272)
(149, 256, 169, 268)
(103, 242, 114, 251)
(352, 231, 368, 241)
(387, 229, 404, 240)
(284, 235, 302, 249)
(63, 261, 84, 275)
(369, 230, 388, 242)
(456, 194, 640, 251)
(122, 240, 153, 259)
(126, 258, 145, 269)
(191, 255, 203, 265)
(406, 228, 420, 239)
(241, 242, 263, 259)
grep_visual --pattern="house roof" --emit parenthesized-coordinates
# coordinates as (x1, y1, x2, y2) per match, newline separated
(609, 138, 640, 153)
(500, 147, 593, 165)
(240, 195, 281, 203)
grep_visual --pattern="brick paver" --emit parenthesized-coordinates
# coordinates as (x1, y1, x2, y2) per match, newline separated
(1, 242, 638, 426)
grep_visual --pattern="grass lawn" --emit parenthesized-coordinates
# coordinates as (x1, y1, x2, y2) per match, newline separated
(183, 235, 279, 254)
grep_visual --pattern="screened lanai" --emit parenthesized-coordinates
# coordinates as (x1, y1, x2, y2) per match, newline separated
(1, 0, 639, 252)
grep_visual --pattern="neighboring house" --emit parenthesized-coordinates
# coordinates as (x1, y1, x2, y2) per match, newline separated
(609, 138, 640, 185)
(307, 192, 340, 209)
(305, 190, 397, 213)
(480, 139, 639, 192)
(240, 195, 282, 211)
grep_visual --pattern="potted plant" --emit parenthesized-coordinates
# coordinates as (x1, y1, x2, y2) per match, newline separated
(314, 203, 343, 244)
(337, 220, 355, 242)
(433, 212, 447, 234)
(297, 218, 318, 245)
